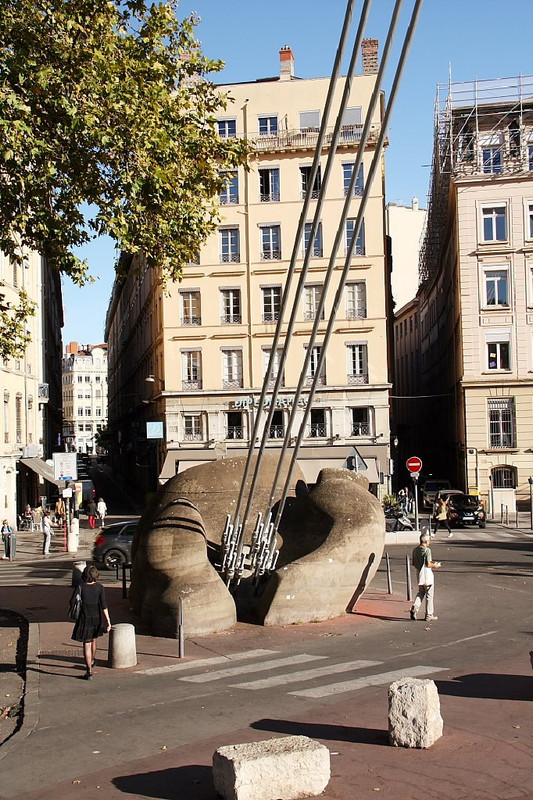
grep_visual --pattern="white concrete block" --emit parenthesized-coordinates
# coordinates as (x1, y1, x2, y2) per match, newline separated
(108, 623, 137, 669)
(212, 735, 330, 800)
(388, 677, 443, 748)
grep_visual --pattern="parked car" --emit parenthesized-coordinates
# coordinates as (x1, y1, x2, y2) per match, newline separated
(422, 479, 451, 510)
(92, 519, 139, 569)
(447, 494, 486, 528)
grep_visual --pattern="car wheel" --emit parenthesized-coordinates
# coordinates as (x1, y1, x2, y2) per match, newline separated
(103, 549, 126, 570)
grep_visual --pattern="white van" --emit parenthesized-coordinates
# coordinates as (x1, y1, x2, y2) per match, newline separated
(422, 479, 451, 510)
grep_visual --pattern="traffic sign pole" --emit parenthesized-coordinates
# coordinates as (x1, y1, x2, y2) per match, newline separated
(406, 457, 423, 533)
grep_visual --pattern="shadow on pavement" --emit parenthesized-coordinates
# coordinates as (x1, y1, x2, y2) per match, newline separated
(251, 717, 389, 746)
(436, 672, 532, 701)
(113, 765, 214, 799)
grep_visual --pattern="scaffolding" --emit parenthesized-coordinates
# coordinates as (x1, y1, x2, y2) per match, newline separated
(419, 74, 533, 284)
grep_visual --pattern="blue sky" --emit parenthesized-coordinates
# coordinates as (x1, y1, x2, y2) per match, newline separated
(63, 0, 532, 345)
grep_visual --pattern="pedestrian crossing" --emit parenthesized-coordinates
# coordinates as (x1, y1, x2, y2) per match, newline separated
(136, 648, 448, 699)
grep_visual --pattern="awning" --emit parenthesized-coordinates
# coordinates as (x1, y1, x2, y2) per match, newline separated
(19, 457, 63, 487)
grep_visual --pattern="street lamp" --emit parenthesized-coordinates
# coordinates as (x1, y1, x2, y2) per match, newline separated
(145, 375, 164, 386)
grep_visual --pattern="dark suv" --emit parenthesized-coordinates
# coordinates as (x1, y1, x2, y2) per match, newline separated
(447, 495, 486, 528)
(92, 519, 139, 569)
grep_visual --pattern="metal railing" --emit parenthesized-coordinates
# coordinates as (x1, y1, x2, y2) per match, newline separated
(227, 426, 244, 440)
(248, 123, 381, 152)
(347, 373, 369, 385)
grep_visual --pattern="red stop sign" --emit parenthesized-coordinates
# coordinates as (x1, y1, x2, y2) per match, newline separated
(406, 456, 422, 473)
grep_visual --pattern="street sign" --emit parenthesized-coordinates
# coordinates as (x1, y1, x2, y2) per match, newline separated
(406, 456, 423, 474)
(53, 452, 77, 482)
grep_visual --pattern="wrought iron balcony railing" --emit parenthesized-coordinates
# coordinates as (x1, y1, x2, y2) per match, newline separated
(182, 379, 202, 391)
(351, 423, 370, 436)
(347, 373, 369, 385)
(227, 426, 244, 440)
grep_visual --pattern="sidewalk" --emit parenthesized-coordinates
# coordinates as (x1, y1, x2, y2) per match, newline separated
(1, 532, 532, 800)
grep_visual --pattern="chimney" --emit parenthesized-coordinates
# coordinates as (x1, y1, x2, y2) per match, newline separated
(362, 39, 379, 74)
(67, 341, 78, 355)
(279, 45, 294, 81)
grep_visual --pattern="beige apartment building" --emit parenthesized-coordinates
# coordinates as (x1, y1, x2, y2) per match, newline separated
(106, 45, 392, 495)
(416, 75, 533, 515)
(62, 342, 108, 453)
(0, 250, 63, 524)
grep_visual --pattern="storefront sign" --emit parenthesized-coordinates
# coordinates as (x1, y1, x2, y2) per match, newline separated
(233, 396, 307, 410)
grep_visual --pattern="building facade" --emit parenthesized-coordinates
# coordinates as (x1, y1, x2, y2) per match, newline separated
(106, 44, 392, 496)
(416, 75, 533, 514)
(0, 250, 63, 523)
(62, 342, 108, 453)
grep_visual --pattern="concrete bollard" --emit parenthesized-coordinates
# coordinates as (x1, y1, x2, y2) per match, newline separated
(213, 735, 330, 800)
(388, 677, 443, 748)
(67, 517, 79, 553)
(108, 623, 137, 669)
(71, 560, 86, 587)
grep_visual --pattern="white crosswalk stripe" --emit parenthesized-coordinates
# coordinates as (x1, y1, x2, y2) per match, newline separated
(136, 649, 278, 676)
(230, 659, 382, 690)
(289, 664, 449, 698)
(179, 653, 327, 683)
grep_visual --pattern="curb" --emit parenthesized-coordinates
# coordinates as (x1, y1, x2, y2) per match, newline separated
(0, 607, 40, 761)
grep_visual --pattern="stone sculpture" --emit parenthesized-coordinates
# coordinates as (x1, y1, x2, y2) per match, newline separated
(129, 455, 385, 636)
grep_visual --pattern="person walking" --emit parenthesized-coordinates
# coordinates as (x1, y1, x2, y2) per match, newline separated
(70, 565, 111, 679)
(86, 498, 97, 529)
(55, 497, 66, 528)
(1, 519, 15, 560)
(432, 495, 452, 537)
(42, 511, 52, 556)
(410, 532, 441, 622)
(96, 497, 107, 528)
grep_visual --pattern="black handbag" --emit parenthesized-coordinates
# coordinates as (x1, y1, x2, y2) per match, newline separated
(69, 588, 82, 621)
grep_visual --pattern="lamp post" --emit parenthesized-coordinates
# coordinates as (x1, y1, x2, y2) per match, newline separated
(527, 475, 533, 530)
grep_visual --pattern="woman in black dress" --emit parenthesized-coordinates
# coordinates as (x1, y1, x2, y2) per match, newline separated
(71, 565, 111, 679)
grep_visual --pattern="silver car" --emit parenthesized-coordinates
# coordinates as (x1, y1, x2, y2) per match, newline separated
(92, 520, 139, 569)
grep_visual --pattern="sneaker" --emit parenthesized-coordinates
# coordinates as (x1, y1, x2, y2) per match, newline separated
(424, 615, 438, 622)
(410, 609, 417, 621)
(447, 532, 453, 537)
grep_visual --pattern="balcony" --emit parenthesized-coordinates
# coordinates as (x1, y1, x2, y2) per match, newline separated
(248, 123, 381, 153)
(260, 250, 282, 261)
(347, 373, 369, 385)
(268, 425, 285, 439)
(351, 422, 370, 436)
(304, 375, 325, 387)
(308, 423, 327, 438)
(223, 379, 243, 389)
(221, 314, 242, 324)
(262, 312, 279, 323)
(220, 253, 240, 263)
(227, 426, 244, 440)
(182, 380, 202, 391)
(260, 192, 280, 202)
(183, 431, 203, 441)
(181, 316, 201, 326)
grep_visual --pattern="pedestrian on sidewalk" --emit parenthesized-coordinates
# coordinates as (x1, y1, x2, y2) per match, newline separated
(1, 519, 15, 560)
(42, 511, 52, 556)
(432, 496, 452, 537)
(71, 565, 111, 679)
(55, 496, 66, 528)
(410, 532, 441, 622)
(86, 498, 97, 529)
(96, 497, 107, 528)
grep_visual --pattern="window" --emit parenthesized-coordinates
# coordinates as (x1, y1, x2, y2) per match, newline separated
(263, 348, 284, 388)
(77, 376, 83, 383)
(221, 289, 241, 324)
(85, 407, 91, 416)
(527, 202, 533, 239)
(258, 115, 278, 135)
(482, 146, 502, 174)
(217, 118, 236, 138)
(77, 407, 83, 416)
(226, 411, 244, 440)
(345, 219, 366, 255)
(482, 205, 507, 242)
(84, 376, 90, 383)
(95, 376, 101, 383)
(95, 408, 101, 417)
(300, 165, 321, 199)
(181, 290, 201, 325)
(220, 171, 238, 204)
(299, 110, 320, 132)
(222, 349, 243, 388)
(529, 145, 533, 172)
(309, 408, 327, 438)
(219, 228, 240, 262)
(347, 343, 368, 384)
(303, 222, 323, 257)
(487, 340, 510, 370)
(184, 414, 203, 441)
(491, 465, 516, 487)
(346, 281, 367, 318)
(340, 106, 362, 141)
(3, 390, 9, 443)
(483, 268, 509, 307)
(15, 393, 22, 444)
(304, 285, 324, 321)
(342, 163, 364, 196)
(268, 409, 284, 439)
(260, 225, 281, 260)
(305, 345, 325, 386)
(488, 399, 515, 448)
(259, 167, 280, 202)
(181, 350, 202, 389)
(262, 286, 281, 322)
(351, 407, 370, 436)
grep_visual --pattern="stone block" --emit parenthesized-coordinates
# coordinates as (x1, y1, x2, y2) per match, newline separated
(388, 677, 443, 748)
(212, 735, 330, 800)
(108, 623, 137, 669)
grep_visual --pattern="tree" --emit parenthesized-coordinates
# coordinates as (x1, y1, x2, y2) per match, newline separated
(0, 0, 249, 356)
